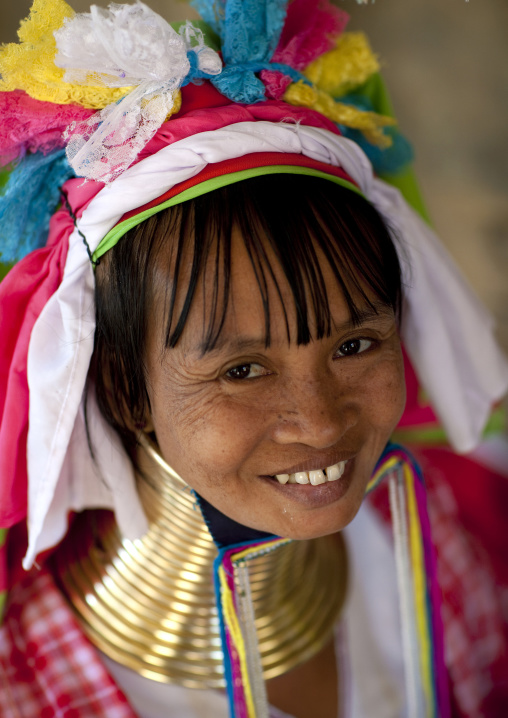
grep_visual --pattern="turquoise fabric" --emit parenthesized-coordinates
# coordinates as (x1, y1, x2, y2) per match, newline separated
(192, 0, 290, 102)
(0, 150, 75, 264)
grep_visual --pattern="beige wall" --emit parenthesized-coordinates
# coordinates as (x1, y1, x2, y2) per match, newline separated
(347, 0, 508, 355)
(2, 0, 507, 352)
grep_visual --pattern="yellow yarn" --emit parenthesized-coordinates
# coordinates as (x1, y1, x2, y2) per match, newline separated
(0, 0, 131, 109)
(304, 32, 380, 98)
(168, 90, 182, 119)
(284, 81, 395, 148)
(282, 32, 394, 148)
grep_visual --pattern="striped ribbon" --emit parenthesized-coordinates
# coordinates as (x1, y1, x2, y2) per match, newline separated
(214, 536, 291, 718)
(368, 444, 449, 718)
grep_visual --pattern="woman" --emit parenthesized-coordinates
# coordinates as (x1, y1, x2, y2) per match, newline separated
(1, 1, 507, 716)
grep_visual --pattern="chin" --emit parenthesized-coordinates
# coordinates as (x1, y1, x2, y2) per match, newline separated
(260, 494, 366, 541)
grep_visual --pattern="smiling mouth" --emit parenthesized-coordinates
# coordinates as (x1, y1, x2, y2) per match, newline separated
(272, 461, 347, 486)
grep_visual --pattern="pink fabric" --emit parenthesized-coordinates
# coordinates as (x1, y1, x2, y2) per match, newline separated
(397, 348, 440, 429)
(0, 90, 93, 166)
(139, 89, 341, 161)
(369, 455, 508, 718)
(261, 0, 349, 99)
(416, 448, 508, 716)
(0, 179, 101, 528)
(0, 569, 137, 717)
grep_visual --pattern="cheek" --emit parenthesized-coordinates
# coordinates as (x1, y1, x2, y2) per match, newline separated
(150, 389, 267, 488)
(363, 351, 406, 432)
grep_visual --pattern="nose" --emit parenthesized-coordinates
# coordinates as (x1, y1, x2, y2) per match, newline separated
(271, 373, 355, 449)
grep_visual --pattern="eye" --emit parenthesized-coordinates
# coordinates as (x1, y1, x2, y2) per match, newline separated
(225, 363, 268, 380)
(336, 338, 373, 357)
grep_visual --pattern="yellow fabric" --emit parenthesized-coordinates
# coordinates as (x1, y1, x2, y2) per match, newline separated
(284, 81, 395, 148)
(283, 31, 393, 148)
(0, 0, 131, 109)
(167, 90, 182, 119)
(304, 32, 380, 98)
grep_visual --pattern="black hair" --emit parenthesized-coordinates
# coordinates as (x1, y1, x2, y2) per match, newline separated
(92, 174, 402, 454)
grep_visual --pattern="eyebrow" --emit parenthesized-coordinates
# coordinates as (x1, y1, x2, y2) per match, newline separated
(198, 302, 395, 356)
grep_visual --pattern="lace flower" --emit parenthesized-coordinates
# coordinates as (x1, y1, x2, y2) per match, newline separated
(55, 2, 222, 183)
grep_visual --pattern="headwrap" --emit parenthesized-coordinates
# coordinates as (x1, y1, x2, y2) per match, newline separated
(0, 1, 507, 715)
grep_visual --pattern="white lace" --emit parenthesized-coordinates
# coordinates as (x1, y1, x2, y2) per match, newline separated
(54, 3, 222, 183)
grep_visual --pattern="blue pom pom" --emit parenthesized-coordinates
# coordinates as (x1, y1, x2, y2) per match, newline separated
(193, 0, 287, 61)
(191, 0, 288, 103)
(0, 151, 75, 264)
(211, 66, 267, 103)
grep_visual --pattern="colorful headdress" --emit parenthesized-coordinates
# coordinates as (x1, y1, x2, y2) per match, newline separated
(0, 1, 507, 716)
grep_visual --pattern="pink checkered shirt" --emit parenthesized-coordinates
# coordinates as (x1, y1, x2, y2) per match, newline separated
(0, 570, 137, 717)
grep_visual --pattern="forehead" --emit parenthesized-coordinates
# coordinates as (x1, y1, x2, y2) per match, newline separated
(150, 222, 387, 356)
(218, 227, 343, 327)
(138, 173, 401, 354)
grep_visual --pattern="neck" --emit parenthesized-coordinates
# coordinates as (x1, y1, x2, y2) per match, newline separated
(52, 435, 348, 687)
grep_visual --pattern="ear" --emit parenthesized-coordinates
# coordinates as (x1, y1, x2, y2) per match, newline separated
(139, 410, 155, 434)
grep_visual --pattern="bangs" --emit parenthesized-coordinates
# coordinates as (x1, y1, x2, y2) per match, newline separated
(94, 174, 402, 450)
(147, 175, 402, 352)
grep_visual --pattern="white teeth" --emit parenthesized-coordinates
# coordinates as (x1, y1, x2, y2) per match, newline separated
(326, 462, 345, 481)
(274, 461, 347, 486)
(309, 470, 326, 486)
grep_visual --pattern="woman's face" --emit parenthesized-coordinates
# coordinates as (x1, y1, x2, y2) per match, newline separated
(143, 226, 406, 540)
